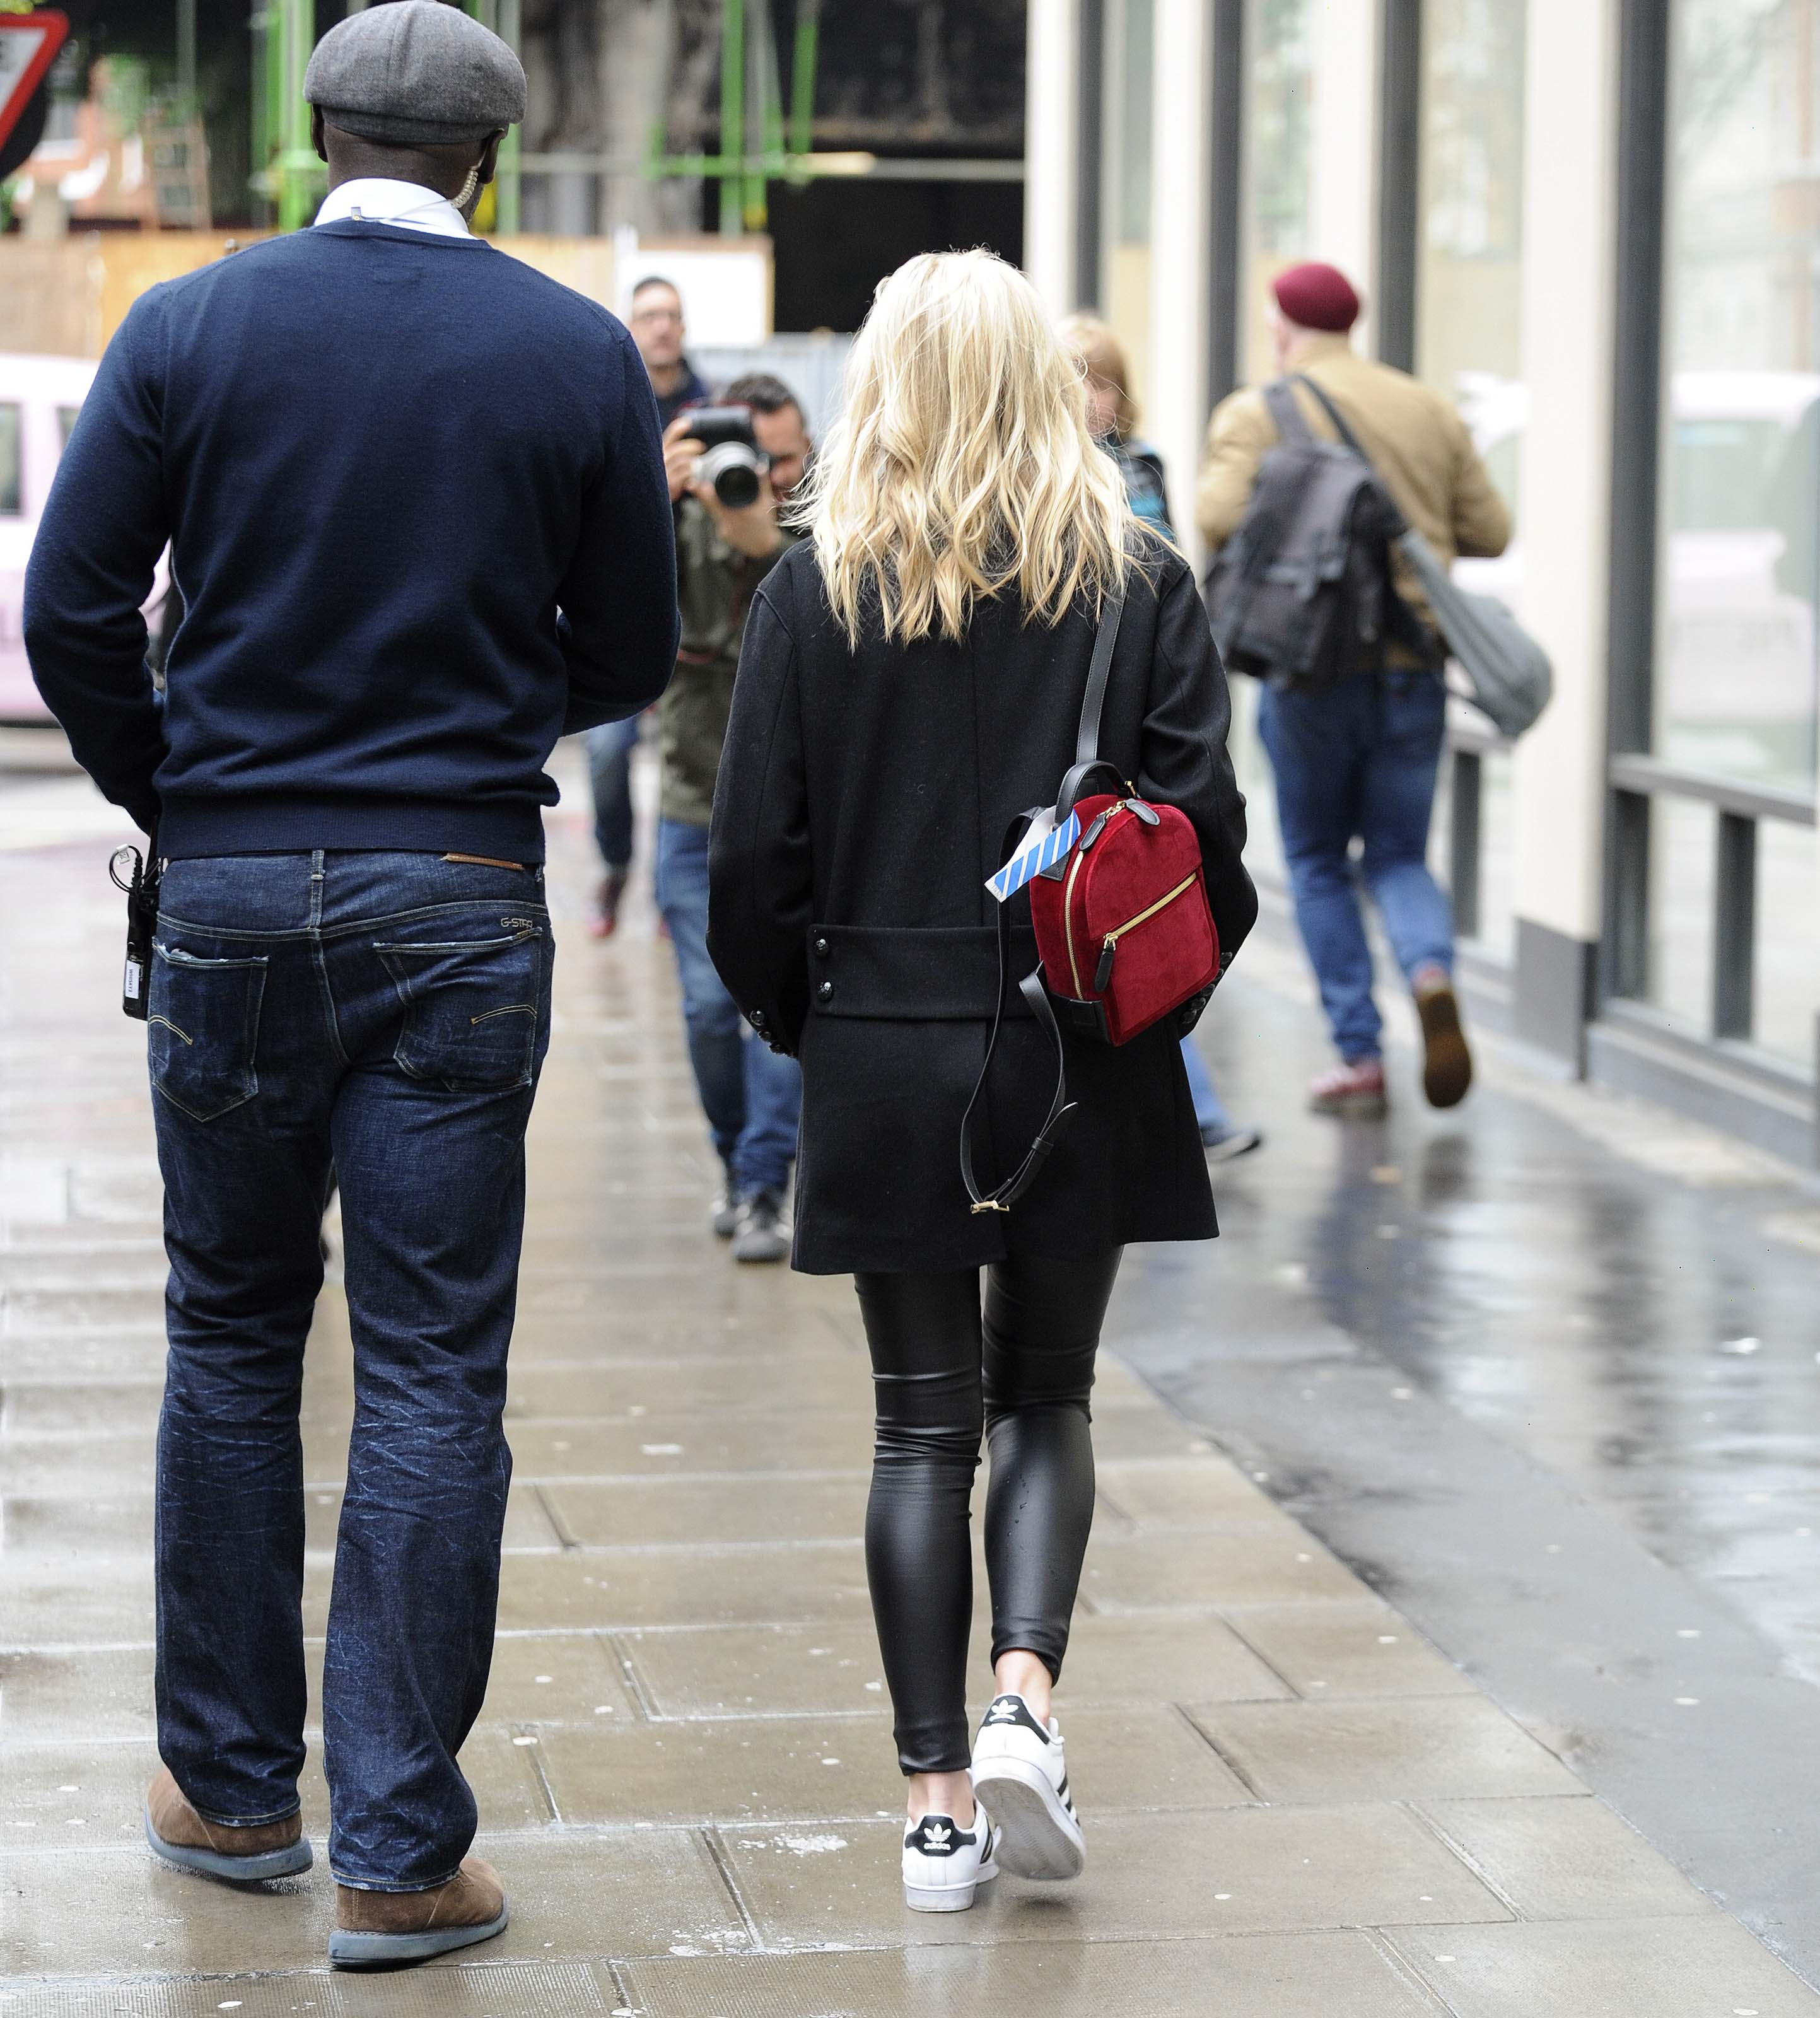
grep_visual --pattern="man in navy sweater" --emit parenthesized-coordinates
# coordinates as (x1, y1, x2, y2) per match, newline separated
(24, 2, 677, 1970)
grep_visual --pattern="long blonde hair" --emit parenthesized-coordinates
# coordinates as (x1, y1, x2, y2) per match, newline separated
(802, 250, 1132, 647)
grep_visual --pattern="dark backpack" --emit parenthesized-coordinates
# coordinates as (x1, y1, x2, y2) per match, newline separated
(1203, 377, 1416, 683)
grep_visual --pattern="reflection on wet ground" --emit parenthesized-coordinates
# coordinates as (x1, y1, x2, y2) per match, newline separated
(1185, 914, 1820, 1681)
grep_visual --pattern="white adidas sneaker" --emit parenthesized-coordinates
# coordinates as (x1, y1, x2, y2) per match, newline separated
(901, 1807, 999, 1913)
(969, 1693, 1084, 1880)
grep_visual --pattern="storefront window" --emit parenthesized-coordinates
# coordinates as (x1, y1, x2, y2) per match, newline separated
(1099, 0, 1155, 412)
(1225, 0, 1314, 872)
(0, 406, 21, 516)
(1417, 0, 1527, 962)
(1239, 0, 1313, 388)
(1659, 0, 1820, 795)
(1640, 0, 1820, 1064)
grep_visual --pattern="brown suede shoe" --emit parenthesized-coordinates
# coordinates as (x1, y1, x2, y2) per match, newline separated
(144, 1766, 312, 1882)
(330, 1856, 508, 1969)
(1415, 974, 1474, 1109)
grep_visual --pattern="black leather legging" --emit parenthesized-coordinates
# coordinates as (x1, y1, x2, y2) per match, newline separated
(853, 1247, 1124, 1775)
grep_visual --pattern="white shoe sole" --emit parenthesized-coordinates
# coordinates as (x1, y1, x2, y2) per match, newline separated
(904, 1864, 997, 1914)
(971, 1758, 1083, 1880)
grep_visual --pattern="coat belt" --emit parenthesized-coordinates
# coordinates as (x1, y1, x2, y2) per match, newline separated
(807, 923, 1041, 1021)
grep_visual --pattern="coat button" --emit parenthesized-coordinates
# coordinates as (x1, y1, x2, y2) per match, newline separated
(750, 1009, 767, 1029)
(813, 935, 831, 958)
(816, 979, 834, 1002)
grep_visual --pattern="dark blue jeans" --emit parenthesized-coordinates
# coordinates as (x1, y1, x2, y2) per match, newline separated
(1258, 670, 1455, 1063)
(586, 716, 640, 873)
(655, 817, 800, 1197)
(148, 850, 553, 1892)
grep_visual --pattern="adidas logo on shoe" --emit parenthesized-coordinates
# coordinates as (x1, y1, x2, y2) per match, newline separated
(902, 1810, 998, 1913)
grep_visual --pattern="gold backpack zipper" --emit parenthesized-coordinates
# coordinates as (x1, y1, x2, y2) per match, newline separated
(1090, 872, 1199, 994)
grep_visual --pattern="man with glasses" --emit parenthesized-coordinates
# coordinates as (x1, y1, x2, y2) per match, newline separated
(628, 275, 709, 431)
(583, 276, 710, 937)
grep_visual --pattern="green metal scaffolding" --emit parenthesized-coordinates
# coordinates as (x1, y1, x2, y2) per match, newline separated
(252, 0, 522, 233)
(254, 0, 815, 240)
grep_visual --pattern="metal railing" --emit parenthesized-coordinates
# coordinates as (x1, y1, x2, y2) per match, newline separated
(1607, 759, 1816, 1056)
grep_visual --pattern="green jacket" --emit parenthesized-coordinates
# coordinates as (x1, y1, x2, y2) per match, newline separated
(658, 498, 798, 827)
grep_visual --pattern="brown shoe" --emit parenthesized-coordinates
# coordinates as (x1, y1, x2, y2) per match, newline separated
(144, 1766, 312, 1882)
(330, 1855, 508, 1969)
(1415, 974, 1473, 1108)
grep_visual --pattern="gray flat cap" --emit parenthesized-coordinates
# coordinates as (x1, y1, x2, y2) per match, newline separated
(305, 1, 525, 148)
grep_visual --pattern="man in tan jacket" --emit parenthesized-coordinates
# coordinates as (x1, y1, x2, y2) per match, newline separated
(1198, 261, 1510, 1118)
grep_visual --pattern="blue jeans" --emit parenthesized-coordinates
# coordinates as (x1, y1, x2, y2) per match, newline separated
(1179, 1037, 1232, 1136)
(1259, 670, 1454, 1063)
(655, 816, 800, 1196)
(148, 850, 553, 1892)
(586, 716, 640, 873)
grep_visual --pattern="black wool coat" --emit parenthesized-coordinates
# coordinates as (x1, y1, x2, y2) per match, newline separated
(707, 539, 1257, 1275)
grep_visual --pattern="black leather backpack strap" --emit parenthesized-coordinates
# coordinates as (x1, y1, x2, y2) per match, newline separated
(1056, 588, 1128, 822)
(960, 814, 1078, 1216)
(958, 586, 1129, 1216)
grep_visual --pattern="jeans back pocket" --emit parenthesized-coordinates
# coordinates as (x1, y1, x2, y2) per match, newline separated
(375, 926, 545, 1091)
(149, 942, 270, 1123)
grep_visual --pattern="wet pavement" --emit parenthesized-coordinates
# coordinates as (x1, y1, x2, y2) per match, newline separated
(2, 741, 1818, 2012)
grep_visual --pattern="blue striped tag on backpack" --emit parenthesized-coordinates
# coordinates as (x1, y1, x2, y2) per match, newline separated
(986, 808, 1080, 905)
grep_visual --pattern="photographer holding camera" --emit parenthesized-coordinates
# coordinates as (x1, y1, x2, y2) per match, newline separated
(657, 372, 809, 1263)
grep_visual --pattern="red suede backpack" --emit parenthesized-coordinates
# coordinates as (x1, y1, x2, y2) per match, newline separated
(962, 589, 1220, 1214)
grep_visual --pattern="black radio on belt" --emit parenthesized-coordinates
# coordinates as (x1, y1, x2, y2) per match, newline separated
(110, 845, 161, 1022)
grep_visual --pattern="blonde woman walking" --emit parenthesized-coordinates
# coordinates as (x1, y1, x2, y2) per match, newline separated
(708, 252, 1255, 1911)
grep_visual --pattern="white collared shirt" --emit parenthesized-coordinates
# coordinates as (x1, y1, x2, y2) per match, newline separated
(314, 177, 472, 240)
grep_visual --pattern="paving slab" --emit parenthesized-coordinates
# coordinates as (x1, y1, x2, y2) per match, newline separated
(547, 1474, 868, 1548)
(0, 1826, 746, 1982)
(622, 1933, 1440, 2016)
(492, 1541, 873, 1633)
(506, 1414, 872, 1481)
(0, 1648, 158, 1743)
(0, 1962, 620, 2017)
(505, 1357, 865, 1423)
(1094, 1451, 1286, 1525)
(1386, 1916, 1818, 2017)
(1220, 1597, 1478, 1698)
(1078, 1525, 1360, 1610)
(1186, 1696, 1584, 1802)
(1417, 1795, 1718, 1922)
(0, 1729, 549, 1851)
(619, 1609, 1290, 1719)
(1, 1481, 560, 1558)
(715, 1805, 1509, 1947)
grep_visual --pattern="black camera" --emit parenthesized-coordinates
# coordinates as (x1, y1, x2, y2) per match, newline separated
(685, 405, 769, 509)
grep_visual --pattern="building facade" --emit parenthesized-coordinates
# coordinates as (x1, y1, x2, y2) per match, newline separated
(1029, 0, 1820, 1165)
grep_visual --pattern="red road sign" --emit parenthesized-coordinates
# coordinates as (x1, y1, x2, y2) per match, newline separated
(0, 8, 69, 156)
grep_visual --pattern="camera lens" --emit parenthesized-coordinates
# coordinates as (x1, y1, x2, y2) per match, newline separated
(714, 462, 761, 508)
(697, 441, 766, 510)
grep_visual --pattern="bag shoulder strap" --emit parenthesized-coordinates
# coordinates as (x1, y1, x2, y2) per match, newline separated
(1058, 588, 1128, 820)
(1263, 376, 1315, 448)
(958, 585, 1134, 1215)
(959, 859, 1077, 1216)
(1290, 372, 1368, 459)
(1075, 585, 1124, 766)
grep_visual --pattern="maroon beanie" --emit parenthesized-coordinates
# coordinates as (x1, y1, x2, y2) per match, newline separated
(1273, 261, 1360, 334)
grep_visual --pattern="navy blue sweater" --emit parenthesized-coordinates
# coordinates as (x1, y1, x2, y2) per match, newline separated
(25, 220, 679, 861)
